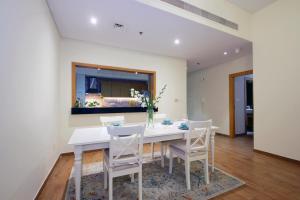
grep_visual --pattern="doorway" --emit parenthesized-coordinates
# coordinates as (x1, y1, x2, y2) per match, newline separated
(229, 70, 253, 138)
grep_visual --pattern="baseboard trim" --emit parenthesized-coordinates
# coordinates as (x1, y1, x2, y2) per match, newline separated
(254, 149, 300, 165)
(34, 155, 61, 200)
(61, 152, 74, 156)
(61, 149, 101, 157)
(215, 132, 229, 137)
(35, 150, 104, 199)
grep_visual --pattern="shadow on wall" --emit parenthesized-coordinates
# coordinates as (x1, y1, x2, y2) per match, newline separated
(68, 113, 147, 127)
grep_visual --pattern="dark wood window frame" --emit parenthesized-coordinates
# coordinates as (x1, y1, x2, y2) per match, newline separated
(71, 62, 156, 114)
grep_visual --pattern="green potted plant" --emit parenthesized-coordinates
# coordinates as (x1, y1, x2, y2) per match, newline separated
(130, 84, 167, 128)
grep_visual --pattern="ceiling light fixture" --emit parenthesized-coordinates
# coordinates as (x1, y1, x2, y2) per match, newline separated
(174, 39, 180, 45)
(223, 51, 228, 55)
(235, 48, 240, 54)
(90, 17, 98, 25)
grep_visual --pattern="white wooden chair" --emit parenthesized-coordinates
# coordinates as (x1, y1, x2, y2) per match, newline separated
(100, 116, 125, 126)
(177, 114, 189, 164)
(103, 125, 145, 200)
(168, 120, 212, 190)
(100, 116, 135, 182)
(150, 113, 167, 167)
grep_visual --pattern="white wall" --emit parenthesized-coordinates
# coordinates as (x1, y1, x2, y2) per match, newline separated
(234, 76, 246, 134)
(0, 0, 60, 199)
(187, 54, 252, 135)
(253, 0, 300, 160)
(59, 39, 187, 152)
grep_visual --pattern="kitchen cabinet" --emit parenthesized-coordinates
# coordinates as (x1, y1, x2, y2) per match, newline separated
(100, 79, 148, 97)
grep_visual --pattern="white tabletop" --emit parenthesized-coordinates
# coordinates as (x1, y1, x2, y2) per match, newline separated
(68, 122, 218, 146)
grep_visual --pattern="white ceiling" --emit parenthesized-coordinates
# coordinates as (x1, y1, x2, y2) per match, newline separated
(227, 0, 276, 13)
(47, 0, 252, 72)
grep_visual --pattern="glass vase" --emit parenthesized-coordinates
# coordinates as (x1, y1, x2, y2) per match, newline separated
(147, 107, 154, 128)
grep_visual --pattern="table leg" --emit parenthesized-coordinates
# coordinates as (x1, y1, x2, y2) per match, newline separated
(74, 147, 82, 200)
(150, 143, 154, 159)
(211, 131, 215, 172)
(160, 142, 164, 167)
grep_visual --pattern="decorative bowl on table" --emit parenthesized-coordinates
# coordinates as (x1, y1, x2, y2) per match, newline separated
(162, 119, 173, 125)
(178, 122, 189, 130)
(111, 122, 122, 126)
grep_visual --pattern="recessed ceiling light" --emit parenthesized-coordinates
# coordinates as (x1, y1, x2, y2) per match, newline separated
(90, 17, 98, 25)
(174, 39, 180, 45)
(235, 48, 240, 54)
(223, 51, 228, 55)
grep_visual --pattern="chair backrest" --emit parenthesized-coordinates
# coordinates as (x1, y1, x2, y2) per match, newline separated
(186, 120, 212, 153)
(100, 116, 125, 126)
(181, 113, 189, 121)
(107, 125, 145, 167)
(154, 113, 167, 123)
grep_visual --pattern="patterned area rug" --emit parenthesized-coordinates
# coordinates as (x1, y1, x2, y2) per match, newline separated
(65, 160, 244, 200)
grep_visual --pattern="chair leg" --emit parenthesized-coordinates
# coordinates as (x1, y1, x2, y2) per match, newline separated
(150, 143, 154, 159)
(204, 158, 210, 184)
(169, 149, 173, 174)
(130, 174, 134, 183)
(138, 167, 143, 200)
(109, 172, 113, 200)
(160, 143, 164, 167)
(185, 159, 191, 190)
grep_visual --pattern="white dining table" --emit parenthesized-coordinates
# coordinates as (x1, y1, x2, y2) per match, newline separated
(68, 122, 218, 200)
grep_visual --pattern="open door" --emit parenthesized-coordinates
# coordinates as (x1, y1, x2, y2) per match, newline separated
(229, 70, 253, 138)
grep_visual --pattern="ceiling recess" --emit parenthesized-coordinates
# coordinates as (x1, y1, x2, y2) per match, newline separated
(114, 23, 124, 29)
(160, 0, 239, 30)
